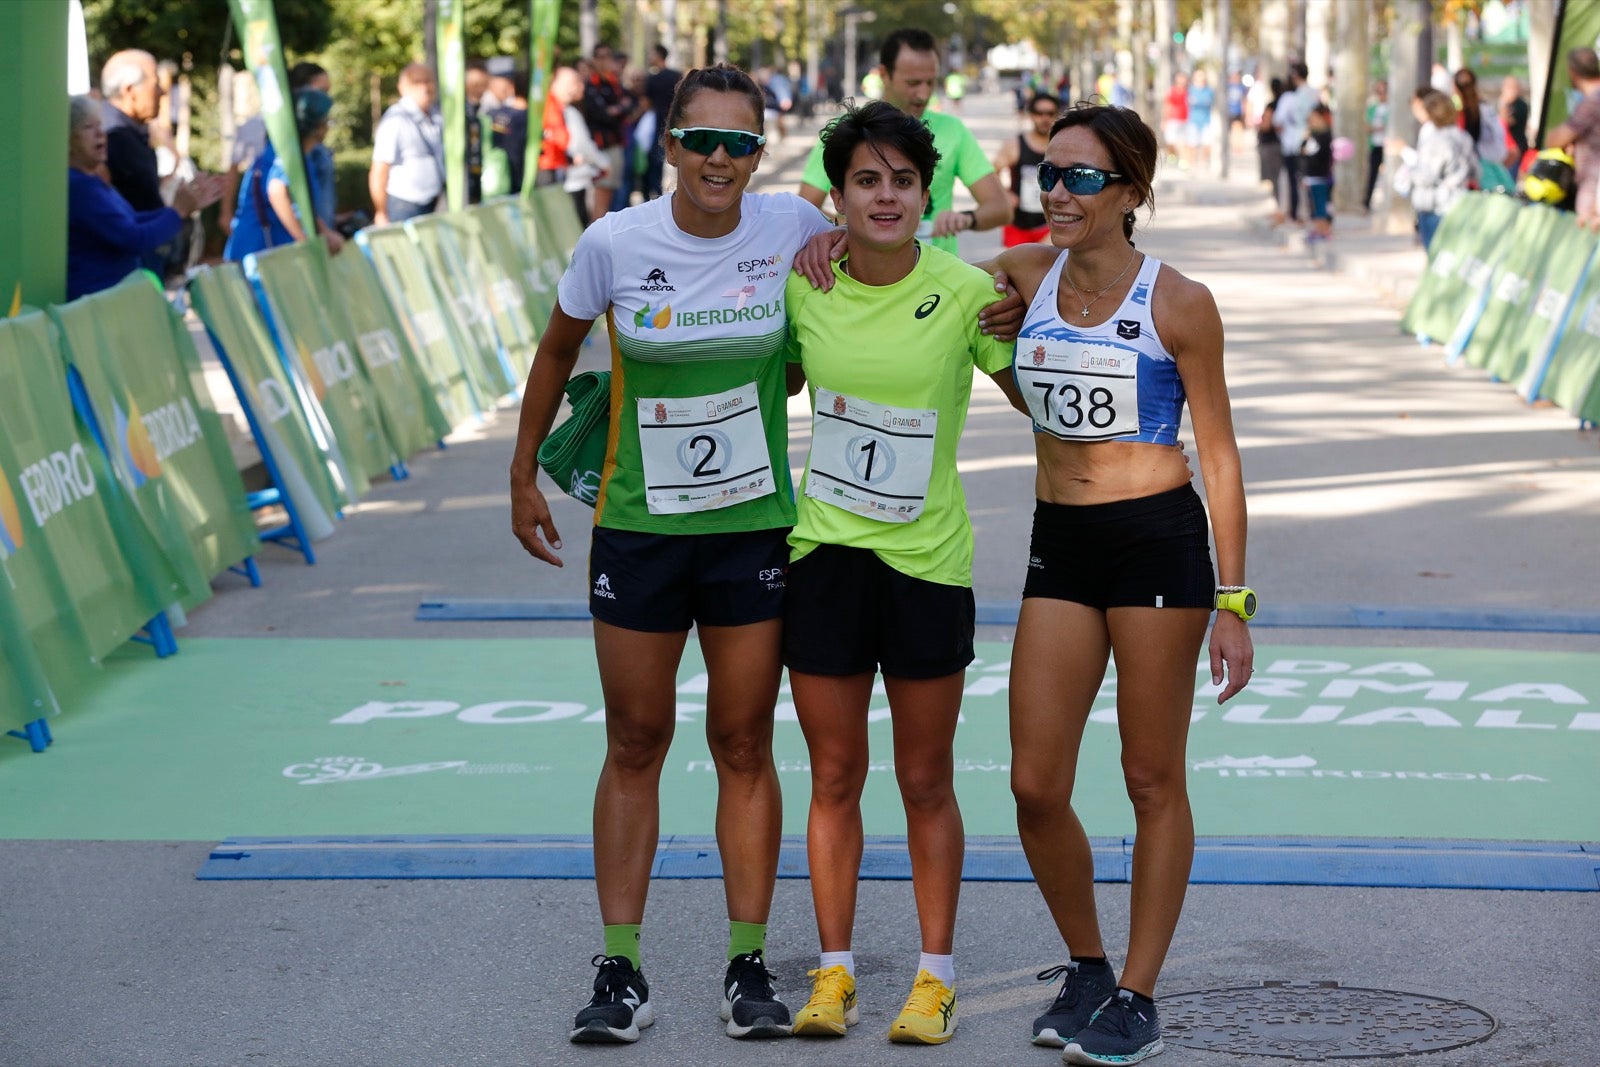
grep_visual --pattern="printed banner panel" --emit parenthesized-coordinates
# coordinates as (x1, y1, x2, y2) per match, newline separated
(407, 216, 515, 398)
(187, 264, 346, 528)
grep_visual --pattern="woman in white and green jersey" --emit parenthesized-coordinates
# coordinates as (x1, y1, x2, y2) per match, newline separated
(781, 101, 1015, 1047)
(509, 64, 834, 1046)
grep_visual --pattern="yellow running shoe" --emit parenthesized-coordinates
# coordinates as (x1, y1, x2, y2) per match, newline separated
(792, 965, 857, 1037)
(889, 970, 957, 1044)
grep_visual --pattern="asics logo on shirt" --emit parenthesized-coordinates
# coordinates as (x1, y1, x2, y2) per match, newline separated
(915, 294, 942, 319)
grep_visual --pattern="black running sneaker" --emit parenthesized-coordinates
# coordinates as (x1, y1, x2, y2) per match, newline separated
(570, 954, 654, 1044)
(1063, 988, 1164, 1065)
(720, 951, 793, 1039)
(1032, 960, 1118, 1047)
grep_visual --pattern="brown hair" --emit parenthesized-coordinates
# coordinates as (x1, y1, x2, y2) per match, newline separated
(1050, 103, 1157, 240)
(1417, 88, 1457, 128)
(663, 63, 765, 139)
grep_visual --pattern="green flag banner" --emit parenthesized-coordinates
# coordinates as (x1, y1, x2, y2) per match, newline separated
(468, 202, 545, 376)
(438, 0, 468, 213)
(0, 311, 172, 703)
(1540, 1, 1600, 144)
(187, 264, 343, 537)
(408, 215, 516, 395)
(358, 227, 484, 424)
(1532, 240, 1600, 423)
(50, 275, 259, 610)
(1460, 203, 1567, 372)
(0, 553, 61, 735)
(228, 0, 315, 243)
(325, 248, 453, 456)
(523, 0, 561, 198)
(249, 243, 397, 496)
(1501, 218, 1599, 389)
(0, 4, 67, 309)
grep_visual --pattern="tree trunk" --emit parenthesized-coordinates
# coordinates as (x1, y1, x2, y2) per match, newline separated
(218, 64, 235, 174)
(1305, 0, 1330, 90)
(1259, 0, 1290, 81)
(1333, 0, 1368, 217)
(424, 0, 438, 82)
(1218, 0, 1232, 178)
(579, 0, 599, 61)
(1385, 0, 1428, 235)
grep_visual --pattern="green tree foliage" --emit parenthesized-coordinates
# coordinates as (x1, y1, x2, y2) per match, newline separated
(83, 0, 331, 75)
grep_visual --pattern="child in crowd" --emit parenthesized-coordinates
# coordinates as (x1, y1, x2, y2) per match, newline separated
(1301, 103, 1334, 241)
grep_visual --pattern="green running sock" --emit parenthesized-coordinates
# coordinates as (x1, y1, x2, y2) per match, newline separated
(728, 920, 767, 960)
(603, 924, 641, 968)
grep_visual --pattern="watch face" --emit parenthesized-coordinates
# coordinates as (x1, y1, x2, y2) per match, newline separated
(1243, 592, 1257, 617)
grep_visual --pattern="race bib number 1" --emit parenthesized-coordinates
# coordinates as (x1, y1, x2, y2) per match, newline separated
(1015, 338, 1140, 441)
(805, 388, 938, 523)
(637, 382, 775, 514)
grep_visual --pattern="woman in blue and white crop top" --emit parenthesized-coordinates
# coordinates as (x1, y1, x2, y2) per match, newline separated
(978, 103, 1253, 1062)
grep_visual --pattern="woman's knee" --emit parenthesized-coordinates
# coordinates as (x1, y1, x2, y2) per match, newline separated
(1121, 757, 1187, 816)
(1012, 767, 1071, 824)
(896, 762, 956, 813)
(606, 720, 674, 775)
(707, 722, 775, 777)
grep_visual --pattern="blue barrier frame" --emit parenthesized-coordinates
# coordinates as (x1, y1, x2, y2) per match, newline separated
(63, 366, 177, 658)
(5, 717, 53, 753)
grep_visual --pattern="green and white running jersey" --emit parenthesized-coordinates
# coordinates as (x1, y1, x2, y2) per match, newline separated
(785, 243, 1014, 586)
(557, 192, 832, 533)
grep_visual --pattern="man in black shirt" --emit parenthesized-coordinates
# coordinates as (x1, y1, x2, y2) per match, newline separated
(99, 50, 164, 213)
(643, 45, 681, 200)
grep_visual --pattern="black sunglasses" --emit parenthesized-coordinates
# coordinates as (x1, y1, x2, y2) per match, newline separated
(670, 126, 766, 158)
(1036, 163, 1127, 196)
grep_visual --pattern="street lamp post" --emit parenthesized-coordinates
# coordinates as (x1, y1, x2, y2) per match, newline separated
(840, 5, 877, 101)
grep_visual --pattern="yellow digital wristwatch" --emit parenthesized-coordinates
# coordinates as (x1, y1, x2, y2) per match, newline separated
(1216, 586, 1257, 621)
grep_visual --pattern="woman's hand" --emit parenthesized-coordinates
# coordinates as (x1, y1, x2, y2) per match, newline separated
(1208, 611, 1254, 704)
(794, 227, 847, 291)
(172, 173, 224, 217)
(510, 471, 564, 567)
(981, 270, 1025, 341)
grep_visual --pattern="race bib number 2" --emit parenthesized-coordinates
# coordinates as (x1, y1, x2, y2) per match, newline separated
(806, 388, 937, 523)
(637, 382, 775, 514)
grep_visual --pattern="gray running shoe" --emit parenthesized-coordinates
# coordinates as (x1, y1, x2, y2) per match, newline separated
(1063, 988, 1164, 1065)
(570, 954, 654, 1043)
(1032, 960, 1118, 1047)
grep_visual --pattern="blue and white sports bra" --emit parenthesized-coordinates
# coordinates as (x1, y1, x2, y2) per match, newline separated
(1013, 249, 1185, 445)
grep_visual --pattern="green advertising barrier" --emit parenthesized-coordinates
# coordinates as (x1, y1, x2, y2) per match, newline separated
(324, 250, 452, 457)
(1532, 249, 1600, 424)
(250, 242, 397, 498)
(524, 182, 584, 281)
(359, 225, 486, 425)
(0, 553, 60, 740)
(1399, 194, 1520, 345)
(188, 264, 345, 536)
(407, 215, 516, 397)
(458, 205, 541, 378)
(476, 199, 557, 341)
(1458, 203, 1567, 373)
(1503, 222, 1600, 393)
(0, 311, 175, 708)
(50, 275, 258, 610)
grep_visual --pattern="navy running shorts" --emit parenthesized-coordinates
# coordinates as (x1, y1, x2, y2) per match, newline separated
(587, 526, 789, 632)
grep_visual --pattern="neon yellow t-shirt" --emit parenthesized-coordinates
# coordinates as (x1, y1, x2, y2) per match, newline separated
(784, 244, 1015, 586)
(801, 110, 996, 255)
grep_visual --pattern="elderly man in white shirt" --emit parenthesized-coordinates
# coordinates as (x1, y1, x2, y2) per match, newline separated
(369, 63, 446, 225)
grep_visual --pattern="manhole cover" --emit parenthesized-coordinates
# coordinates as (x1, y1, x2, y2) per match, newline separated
(1162, 981, 1497, 1060)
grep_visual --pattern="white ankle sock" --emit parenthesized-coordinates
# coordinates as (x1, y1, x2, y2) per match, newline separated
(918, 952, 955, 985)
(819, 950, 855, 976)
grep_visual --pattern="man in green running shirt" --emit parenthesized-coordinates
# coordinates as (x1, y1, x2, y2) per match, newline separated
(799, 27, 1009, 253)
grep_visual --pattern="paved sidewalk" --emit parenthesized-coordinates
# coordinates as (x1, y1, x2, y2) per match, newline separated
(2, 90, 1596, 1067)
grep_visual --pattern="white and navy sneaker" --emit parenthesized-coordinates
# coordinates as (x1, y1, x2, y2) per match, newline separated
(570, 954, 654, 1044)
(1063, 988, 1164, 1064)
(1032, 960, 1118, 1047)
(719, 951, 793, 1039)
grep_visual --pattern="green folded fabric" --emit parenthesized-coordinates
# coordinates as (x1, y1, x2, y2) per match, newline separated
(537, 370, 611, 506)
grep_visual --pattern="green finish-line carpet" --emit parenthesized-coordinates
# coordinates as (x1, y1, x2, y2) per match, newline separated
(3, 639, 1596, 854)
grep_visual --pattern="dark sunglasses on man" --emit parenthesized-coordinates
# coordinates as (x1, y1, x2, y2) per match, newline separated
(1035, 162, 1127, 196)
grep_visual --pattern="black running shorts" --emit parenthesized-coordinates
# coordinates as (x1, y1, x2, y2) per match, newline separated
(1022, 484, 1216, 610)
(587, 526, 789, 632)
(783, 543, 975, 679)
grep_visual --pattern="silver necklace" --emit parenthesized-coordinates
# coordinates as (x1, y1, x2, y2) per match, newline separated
(1062, 251, 1141, 319)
